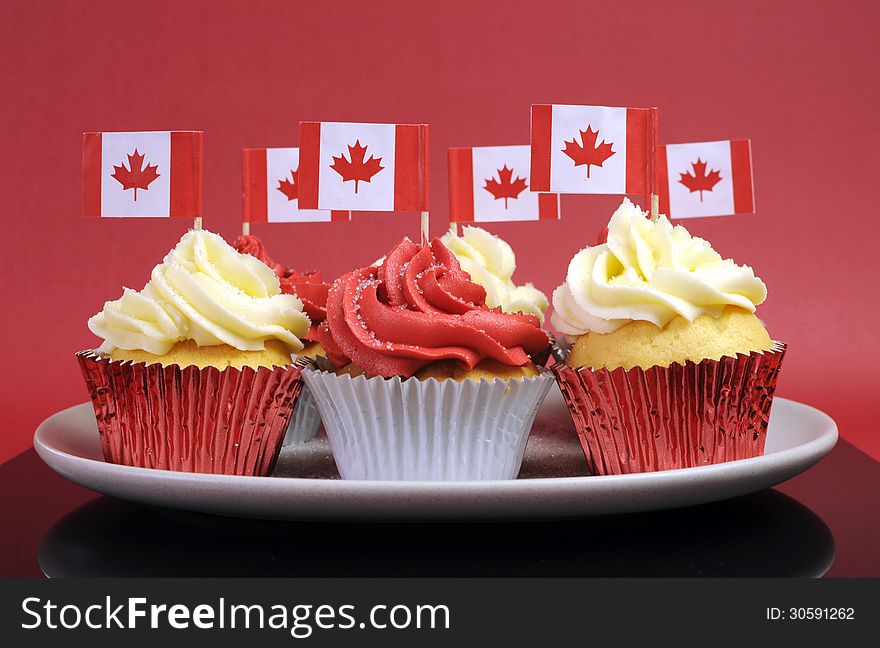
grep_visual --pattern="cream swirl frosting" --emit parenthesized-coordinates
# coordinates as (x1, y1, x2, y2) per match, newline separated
(88, 229, 311, 355)
(551, 198, 767, 335)
(441, 225, 549, 322)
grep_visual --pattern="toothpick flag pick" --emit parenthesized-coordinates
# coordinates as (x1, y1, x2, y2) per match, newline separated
(448, 145, 559, 222)
(82, 131, 202, 219)
(242, 147, 350, 227)
(530, 104, 655, 196)
(656, 140, 754, 219)
(297, 121, 429, 217)
(648, 107, 660, 221)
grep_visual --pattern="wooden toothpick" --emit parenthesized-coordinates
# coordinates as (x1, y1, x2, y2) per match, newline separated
(649, 107, 660, 222)
(421, 211, 430, 244)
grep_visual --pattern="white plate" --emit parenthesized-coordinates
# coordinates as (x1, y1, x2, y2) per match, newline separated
(34, 388, 838, 520)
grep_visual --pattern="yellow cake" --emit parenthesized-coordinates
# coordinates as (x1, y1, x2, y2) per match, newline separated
(415, 358, 540, 382)
(567, 306, 772, 371)
(111, 339, 294, 370)
(336, 359, 540, 382)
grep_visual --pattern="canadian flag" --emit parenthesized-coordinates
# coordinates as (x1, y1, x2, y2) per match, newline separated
(298, 121, 429, 212)
(242, 148, 350, 223)
(82, 131, 202, 218)
(448, 145, 559, 222)
(530, 104, 655, 195)
(657, 140, 754, 219)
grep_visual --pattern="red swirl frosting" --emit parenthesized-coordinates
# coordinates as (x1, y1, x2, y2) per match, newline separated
(234, 234, 329, 340)
(282, 271, 328, 329)
(318, 237, 549, 378)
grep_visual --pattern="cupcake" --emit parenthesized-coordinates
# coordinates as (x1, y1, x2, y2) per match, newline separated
(235, 233, 333, 444)
(79, 228, 312, 475)
(304, 236, 553, 481)
(551, 198, 785, 475)
(440, 225, 549, 322)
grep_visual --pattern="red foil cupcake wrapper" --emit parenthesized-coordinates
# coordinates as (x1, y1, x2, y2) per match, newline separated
(552, 343, 786, 475)
(76, 351, 307, 476)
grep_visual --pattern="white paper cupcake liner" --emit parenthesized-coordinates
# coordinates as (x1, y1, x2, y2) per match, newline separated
(282, 356, 334, 446)
(303, 369, 553, 481)
(282, 386, 322, 445)
(302, 368, 554, 481)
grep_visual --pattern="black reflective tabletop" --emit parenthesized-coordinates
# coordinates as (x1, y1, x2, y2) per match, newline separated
(2, 441, 878, 578)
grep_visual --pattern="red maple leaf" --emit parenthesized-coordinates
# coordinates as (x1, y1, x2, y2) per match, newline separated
(562, 125, 615, 179)
(679, 158, 722, 202)
(483, 165, 528, 209)
(111, 149, 160, 201)
(330, 140, 384, 193)
(277, 169, 298, 201)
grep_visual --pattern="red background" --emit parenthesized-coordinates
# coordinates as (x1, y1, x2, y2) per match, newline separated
(1, 0, 877, 464)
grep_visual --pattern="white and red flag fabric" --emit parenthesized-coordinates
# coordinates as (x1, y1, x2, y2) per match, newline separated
(297, 121, 429, 212)
(530, 104, 655, 195)
(82, 131, 202, 218)
(448, 145, 559, 222)
(242, 148, 350, 223)
(657, 140, 754, 219)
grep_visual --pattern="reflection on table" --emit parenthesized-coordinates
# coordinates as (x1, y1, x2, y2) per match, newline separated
(39, 489, 834, 578)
